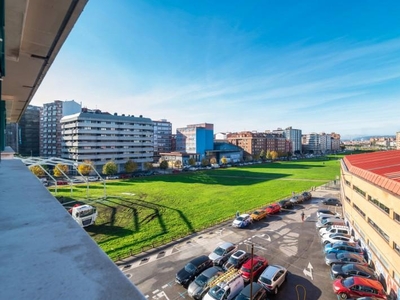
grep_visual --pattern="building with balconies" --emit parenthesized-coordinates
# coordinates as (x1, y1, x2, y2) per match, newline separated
(153, 119, 172, 161)
(284, 126, 302, 154)
(341, 150, 400, 297)
(40, 100, 81, 157)
(61, 110, 154, 173)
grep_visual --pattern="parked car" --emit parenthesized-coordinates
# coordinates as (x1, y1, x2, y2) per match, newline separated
(258, 264, 288, 294)
(188, 266, 224, 299)
(316, 216, 344, 229)
(289, 195, 302, 204)
(265, 203, 281, 215)
(332, 276, 387, 299)
(324, 242, 364, 256)
(317, 209, 340, 217)
(223, 250, 250, 270)
(106, 175, 119, 180)
(319, 225, 350, 237)
(323, 198, 342, 206)
(239, 255, 268, 282)
(232, 214, 252, 228)
(71, 178, 85, 183)
(208, 242, 237, 266)
(87, 176, 99, 182)
(175, 255, 213, 286)
(250, 209, 268, 221)
(325, 252, 368, 266)
(235, 282, 267, 300)
(330, 263, 377, 280)
(321, 233, 355, 245)
(277, 199, 293, 209)
(302, 191, 312, 200)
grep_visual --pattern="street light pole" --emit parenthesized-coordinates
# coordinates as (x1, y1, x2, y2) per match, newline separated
(250, 243, 254, 300)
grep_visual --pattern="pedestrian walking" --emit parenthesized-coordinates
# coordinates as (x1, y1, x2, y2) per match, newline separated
(301, 211, 305, 222)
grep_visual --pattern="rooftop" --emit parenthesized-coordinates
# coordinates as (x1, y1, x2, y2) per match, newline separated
(343, 150, 400, 195)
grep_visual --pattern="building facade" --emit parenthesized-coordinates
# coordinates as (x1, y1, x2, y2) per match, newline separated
(18, 105, 41, 156)
(153, 119, 172, 161)
(340, 150, 400, 298)
(60, 110, 153, 173)
(5, 123, 18, 154)
(40, 100, 81, 157)
(302, 133, 320, 153)
(397, 132, 400, 150)
(284, 127, 302, 154)
(227, 131, 265, 157)
(176, 123, 214, 160)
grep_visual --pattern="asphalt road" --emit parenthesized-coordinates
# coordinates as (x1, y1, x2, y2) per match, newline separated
(120, 186, 342, 300)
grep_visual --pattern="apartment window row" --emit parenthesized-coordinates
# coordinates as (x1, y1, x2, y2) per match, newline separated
(353, 185, 366, 198)
(394, 242, 400, 256)
(345, 196, 351, 203)
(353, 203, 366, 217)
(345, 179, 351, 186)
(367, 196, 389, 215)
(368, 240, 389, 269)
(353, 222, 365, 239)
(368, 218, 389, 242)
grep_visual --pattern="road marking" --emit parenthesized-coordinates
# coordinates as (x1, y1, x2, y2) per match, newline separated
(303, 262, 314, 280)
(153, 289, 160, 294)
(162, 284, 169, 289)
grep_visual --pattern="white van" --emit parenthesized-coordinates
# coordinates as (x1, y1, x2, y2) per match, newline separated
(203, 271, 244, 300)
(319, 225, 350, 237)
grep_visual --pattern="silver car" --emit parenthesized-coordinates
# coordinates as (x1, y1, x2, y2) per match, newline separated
(257, 265, 288, 294)
(208, 242, 237, 266)
(187, 266, 224, 299)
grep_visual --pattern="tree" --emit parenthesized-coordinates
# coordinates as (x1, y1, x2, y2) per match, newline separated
(144, 162, 153, 170)
(201, 158, 209, 167)
(124, 160, 137, 173)
(259, 150, 266, 161)
(78, 160, 93, 176)
(188, 158, 196, 166)
(160, 160, 168, 170)
(174, 160, 182, 168)
(266, 150, 272, 160)
(253, 153, 260, 161)
(102, 161, 117, 175)
(210, 157, 217, 164)
(270, 151, 279, 160)
(220, 156, 228, 165)
(30, 165, 45, 177)
(53, 164, 69, 177)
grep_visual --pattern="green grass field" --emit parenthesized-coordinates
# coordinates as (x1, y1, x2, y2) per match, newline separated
(52, 158, 341, 260)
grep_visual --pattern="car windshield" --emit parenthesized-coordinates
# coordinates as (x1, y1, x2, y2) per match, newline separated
(253, 211, 260, 215)
(342, 277, 354, 288)
(237, 216, 244, 221)
(194, 274, 208, 286)
(185, 263, 196, 274)
(258, 276, 272, 285)
(241, 267, 251, 273)
(228, 256, 238, 265)
(213, 247, 225, 256)
(208, 286, 225, 300)
(342, 264, 353, 273)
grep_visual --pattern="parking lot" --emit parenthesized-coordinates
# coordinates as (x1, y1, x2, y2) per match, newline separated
(121, 186, 342, 300)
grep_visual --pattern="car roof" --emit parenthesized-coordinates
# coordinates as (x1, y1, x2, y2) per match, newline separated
(241, 255, 265, 267)
(219, 242, 234, 249)
(232, 250, 246, 258)
(352, 276, 383, 289)
(239, 214, 250, 218)
(239, 282, 263, 296)
(202, 266, 223, 277)
(260, 265, 284, 278)
(336, 252, 363, 259)
(190, 255, 210, 265)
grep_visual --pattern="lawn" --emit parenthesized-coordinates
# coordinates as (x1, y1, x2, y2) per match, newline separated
(52, 158, 341, 260)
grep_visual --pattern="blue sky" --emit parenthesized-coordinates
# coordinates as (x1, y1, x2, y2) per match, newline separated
(31, 0, 400, 139)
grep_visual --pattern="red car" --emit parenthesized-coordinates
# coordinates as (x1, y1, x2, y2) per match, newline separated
(240, 255, 268, 282)
(332, 276, 387, 299)
(265, 203, 281, 215)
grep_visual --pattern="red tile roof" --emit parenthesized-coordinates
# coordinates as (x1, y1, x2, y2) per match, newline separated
(343, 150, 400, 195)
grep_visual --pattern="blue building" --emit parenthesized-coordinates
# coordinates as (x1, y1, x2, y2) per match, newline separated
(176, 123, 214, 160)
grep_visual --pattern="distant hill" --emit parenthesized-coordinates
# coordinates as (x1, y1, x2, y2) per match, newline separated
(346, 135, 395, 141)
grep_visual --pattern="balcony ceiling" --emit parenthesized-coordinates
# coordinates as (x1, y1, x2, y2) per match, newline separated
(2, 0, 88, 123)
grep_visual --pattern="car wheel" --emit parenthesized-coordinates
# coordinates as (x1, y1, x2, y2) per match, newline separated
(339, 292, 348, 299)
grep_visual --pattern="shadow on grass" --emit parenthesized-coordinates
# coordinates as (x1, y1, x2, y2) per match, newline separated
(86, 224, 133, 237)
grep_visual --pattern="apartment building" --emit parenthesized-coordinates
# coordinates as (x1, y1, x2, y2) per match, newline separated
(319, 132, 332, 154)
(40, 100, 81, 157)
(176, 123, 214, 160)
(302, 132, 320, 153)
(284, 127, 302, 154)
(153, 119, 172, 161)
(227, 131, 266, 157)
(60, 109, 154, 173)
(397, 132, 400, 150)
(18, 105, 41, 156)
(341, 150, 400, 297)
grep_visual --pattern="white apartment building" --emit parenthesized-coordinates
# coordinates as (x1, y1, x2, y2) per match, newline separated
(40, 100, 81, 157)
(302, 132, 321, 153)
(60, 110, 154, 173)
(153, 119, 172, 161)
(319, 132, 332, 154)
(284, 127, 302, 154)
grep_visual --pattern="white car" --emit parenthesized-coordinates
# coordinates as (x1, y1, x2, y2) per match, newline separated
(232, 214, 251, 228)
(208, 242, 237, 266)
(321, 233, 355, 245)
(258, 265, 288, 294)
